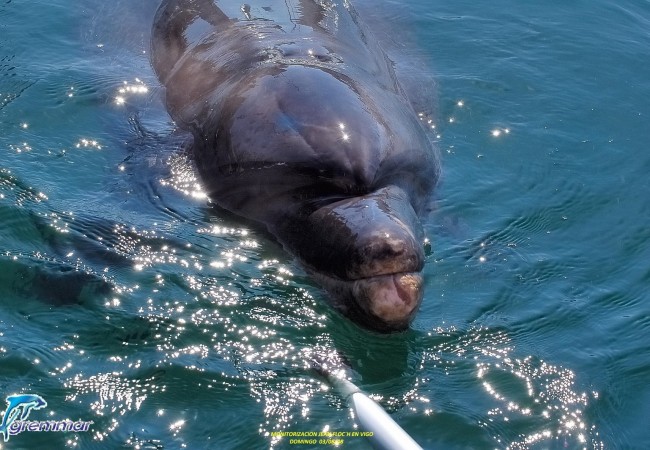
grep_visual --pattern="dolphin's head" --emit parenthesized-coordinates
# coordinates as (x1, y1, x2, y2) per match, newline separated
(284, 185, 427, 332)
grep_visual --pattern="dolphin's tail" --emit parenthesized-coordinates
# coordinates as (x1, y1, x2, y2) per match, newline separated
(151, 0, 231, 83)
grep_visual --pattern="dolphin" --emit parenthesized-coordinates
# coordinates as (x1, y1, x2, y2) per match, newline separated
(151, 0, 440, 331)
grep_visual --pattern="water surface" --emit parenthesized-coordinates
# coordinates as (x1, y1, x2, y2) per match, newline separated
(1, 0, 649, 448)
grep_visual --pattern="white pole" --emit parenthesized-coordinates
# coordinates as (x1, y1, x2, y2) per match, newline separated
(321, 368, 423, 450)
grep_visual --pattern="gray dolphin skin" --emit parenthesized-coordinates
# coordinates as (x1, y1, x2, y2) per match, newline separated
(151, 0, 440, 332)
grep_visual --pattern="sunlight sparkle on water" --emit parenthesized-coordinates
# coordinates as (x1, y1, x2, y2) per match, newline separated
(9, 142, 32, 153)
(65, 372, 162, 418)
(75, 138, 102, 150)
(467, 329, 597, 448)
(170, 419, 185, 431)
(114, 79, 149, 105)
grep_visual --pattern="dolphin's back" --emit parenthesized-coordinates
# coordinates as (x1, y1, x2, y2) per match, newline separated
(151, 0, 400, 126)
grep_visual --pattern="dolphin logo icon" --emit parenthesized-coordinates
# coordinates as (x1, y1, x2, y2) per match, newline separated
(0, 394, 47, 442)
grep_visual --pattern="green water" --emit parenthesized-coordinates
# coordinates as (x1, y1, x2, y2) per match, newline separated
(1, 0, 649, 448)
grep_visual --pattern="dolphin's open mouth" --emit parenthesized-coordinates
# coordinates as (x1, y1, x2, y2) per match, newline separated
(311, 270, 424, 332)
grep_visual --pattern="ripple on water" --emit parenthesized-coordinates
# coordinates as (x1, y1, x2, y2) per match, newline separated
(4, 0, 638, 447)
(413, 327, 603, 449)
(0, 9, 35, 113)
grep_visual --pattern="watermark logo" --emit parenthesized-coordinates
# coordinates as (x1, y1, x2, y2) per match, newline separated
(0, 394, 92, 442)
